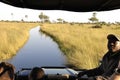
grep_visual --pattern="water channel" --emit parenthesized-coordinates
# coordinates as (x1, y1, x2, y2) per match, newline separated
(8, 26, 66, 71)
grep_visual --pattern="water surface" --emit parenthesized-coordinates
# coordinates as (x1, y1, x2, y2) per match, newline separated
(8, 26, 66, 71)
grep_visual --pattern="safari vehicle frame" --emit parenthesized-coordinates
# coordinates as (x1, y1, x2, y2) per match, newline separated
(15, 67, 80, 80)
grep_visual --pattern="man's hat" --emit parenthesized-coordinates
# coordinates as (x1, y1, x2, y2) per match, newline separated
(107, 34, 120, 41)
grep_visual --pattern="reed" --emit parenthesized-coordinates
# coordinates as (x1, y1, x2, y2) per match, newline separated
(0, 21, 39, 60)
(40, 23, 120, 69)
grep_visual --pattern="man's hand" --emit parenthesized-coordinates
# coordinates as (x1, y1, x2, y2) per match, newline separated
(96, 76, 108, 80)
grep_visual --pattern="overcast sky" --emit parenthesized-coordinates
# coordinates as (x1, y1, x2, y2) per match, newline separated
(0, 2, 120, 23)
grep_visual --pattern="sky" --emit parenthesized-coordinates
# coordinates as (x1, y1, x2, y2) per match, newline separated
(0, 2, 120, 23)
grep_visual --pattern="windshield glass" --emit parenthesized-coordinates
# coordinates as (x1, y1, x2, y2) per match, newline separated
(0, 1, 120, 73)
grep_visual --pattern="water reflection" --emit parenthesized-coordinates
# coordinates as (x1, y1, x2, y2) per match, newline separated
(8, 26, 66, 71)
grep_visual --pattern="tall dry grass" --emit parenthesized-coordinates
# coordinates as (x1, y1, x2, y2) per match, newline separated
(0, 21, 39, 60)
(40, 23, 120, 69)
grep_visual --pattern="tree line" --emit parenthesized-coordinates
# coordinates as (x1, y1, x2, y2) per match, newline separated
(1, 12, 120, 27)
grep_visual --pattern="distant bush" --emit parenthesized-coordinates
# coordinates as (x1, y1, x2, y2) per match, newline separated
(92, 25, 102, 28)
(70, 22, 75, 25)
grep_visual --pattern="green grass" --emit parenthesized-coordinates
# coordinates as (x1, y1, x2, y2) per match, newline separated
(0, 21, 39, 60)
(40, 23, 120, 69)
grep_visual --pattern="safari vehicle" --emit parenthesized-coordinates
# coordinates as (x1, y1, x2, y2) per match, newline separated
(1, 0, 120, 80)
(1, 0, 120, 12)
(15, 67, 80, 80)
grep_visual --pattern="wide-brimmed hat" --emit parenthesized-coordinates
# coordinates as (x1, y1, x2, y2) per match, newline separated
(107, 34, 120, 41)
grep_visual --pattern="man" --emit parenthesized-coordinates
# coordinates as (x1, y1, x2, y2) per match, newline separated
(78, 34, 120, 80)
(0, 62, 15, 80)
(29, 67, 45, 80)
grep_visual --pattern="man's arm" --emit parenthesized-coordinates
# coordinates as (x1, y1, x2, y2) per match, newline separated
(78, 65, 104, 77)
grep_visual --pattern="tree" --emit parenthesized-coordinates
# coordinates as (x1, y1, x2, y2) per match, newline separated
(39, 12, 44, 23)
(21, 19, 24, 22)
(11, 13, 13, 16)
(25, 15, 28, 21)
(89, 12, 98, 23)
(25, 15, 28, 18)
(44, 15, 50, 23)
(11, 13, 14, 20)
(39, 12, 50, 23)
(89, 12, 102, 28)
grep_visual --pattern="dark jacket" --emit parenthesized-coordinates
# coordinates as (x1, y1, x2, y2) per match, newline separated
(80, 50, 120, 78)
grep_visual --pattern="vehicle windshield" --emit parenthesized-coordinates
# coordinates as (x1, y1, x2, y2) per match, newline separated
(0, 2, 120, 80)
